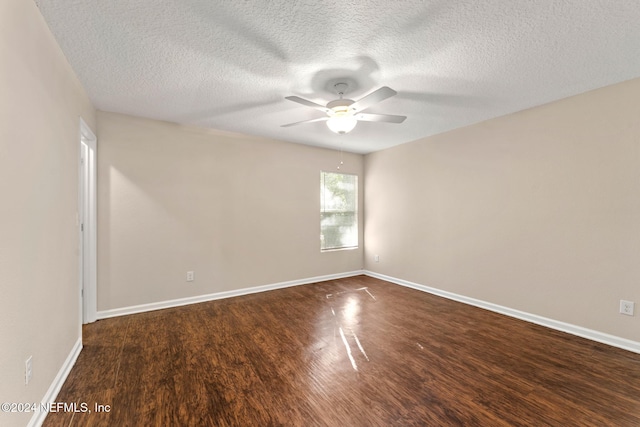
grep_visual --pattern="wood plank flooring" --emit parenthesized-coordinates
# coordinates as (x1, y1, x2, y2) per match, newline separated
(43, 276, 640, 426)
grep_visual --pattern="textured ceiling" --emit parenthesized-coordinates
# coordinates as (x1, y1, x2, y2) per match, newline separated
(35, 0, 640, 154)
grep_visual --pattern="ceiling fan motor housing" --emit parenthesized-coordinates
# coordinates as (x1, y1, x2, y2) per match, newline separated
(327, 99, 355, 116)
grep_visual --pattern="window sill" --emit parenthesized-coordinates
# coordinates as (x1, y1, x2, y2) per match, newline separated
(321, 246, 359, 253)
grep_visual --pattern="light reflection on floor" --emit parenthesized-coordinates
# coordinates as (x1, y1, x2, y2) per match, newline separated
(310, 286, 377, 386)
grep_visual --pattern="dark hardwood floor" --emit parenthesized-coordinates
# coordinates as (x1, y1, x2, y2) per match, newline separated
(44, 275, 640, 426)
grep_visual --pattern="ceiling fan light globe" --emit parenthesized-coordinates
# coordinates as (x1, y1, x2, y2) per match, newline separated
(326, 116, 357, 134)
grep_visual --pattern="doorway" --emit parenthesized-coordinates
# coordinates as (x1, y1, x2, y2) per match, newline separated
(79, 118, 97, 324)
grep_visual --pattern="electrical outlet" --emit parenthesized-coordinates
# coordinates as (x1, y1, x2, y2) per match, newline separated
(186, 271, 195, 282)
(620, 300, 634, 316)
(25, 356, 32, 385)
(374, 255, 380, 263)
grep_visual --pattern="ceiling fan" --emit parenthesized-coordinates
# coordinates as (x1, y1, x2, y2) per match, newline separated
(282, 83, 406, 134)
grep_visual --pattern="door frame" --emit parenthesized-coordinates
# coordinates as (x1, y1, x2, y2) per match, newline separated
(79, 117, 97, 324)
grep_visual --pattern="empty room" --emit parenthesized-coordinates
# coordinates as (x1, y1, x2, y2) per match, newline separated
(2, 0, 640, 426)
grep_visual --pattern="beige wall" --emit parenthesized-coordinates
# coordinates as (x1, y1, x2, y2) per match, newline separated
(365, 78, 640, 342)
(0, 0, 96, 425)
(97, 112, 363, 311)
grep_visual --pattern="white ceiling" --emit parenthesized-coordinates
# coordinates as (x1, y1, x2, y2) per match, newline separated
(35, 0, 640, 154)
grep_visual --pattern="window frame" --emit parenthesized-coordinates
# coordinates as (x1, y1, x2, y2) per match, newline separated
(320, 171, 359, 252)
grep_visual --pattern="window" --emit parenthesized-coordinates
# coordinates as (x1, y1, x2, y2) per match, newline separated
(320, 171, 358, 250)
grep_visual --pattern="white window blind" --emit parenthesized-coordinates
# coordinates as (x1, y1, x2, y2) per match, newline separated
(320, 171, 358, 251)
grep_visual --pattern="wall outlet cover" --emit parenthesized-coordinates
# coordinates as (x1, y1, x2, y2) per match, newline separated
(620, 300, 635, 316)
(25, 356, 33, 385)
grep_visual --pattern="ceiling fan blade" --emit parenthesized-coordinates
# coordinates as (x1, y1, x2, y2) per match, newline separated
(356, 113, 406, 123)
(281, 116, 329, 128)
(350, 86, 397, 112)
(285, 96, 328, 112)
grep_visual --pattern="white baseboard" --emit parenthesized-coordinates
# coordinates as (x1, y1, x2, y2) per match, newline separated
(97, 270, 365, 319)
(28, 338, 83, 427)
(365, 270, 640, 354)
